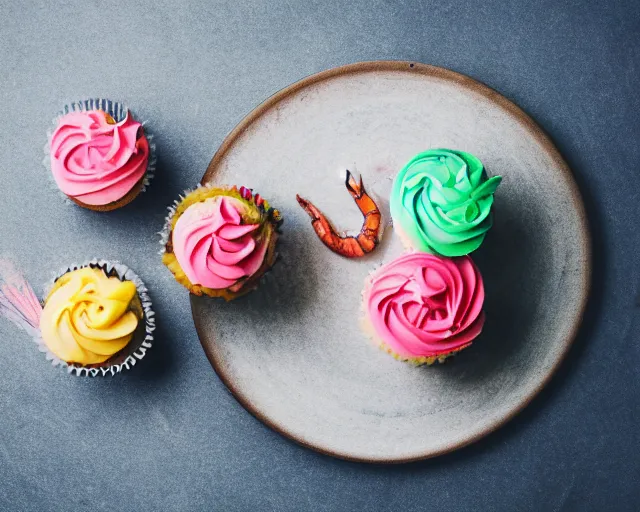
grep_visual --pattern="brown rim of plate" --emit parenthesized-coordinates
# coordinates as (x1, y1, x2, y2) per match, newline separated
(193, 60, 592, 464)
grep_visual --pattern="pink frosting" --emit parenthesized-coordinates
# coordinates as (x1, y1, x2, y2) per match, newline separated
(50, 110, 149, 205)
(172, 196, 269, 290)
(364, 253, 485, 358)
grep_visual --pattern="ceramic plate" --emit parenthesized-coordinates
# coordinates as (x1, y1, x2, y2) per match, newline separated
(191, 61, 590, 463)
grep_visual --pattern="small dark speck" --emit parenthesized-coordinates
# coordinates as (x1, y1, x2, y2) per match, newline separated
(409, 63, 414, 68)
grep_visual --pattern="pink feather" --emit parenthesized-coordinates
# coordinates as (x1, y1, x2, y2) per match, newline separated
(0, 259, 42, 339)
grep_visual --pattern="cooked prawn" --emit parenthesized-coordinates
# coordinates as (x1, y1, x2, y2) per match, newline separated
(296, 170, 382, 258)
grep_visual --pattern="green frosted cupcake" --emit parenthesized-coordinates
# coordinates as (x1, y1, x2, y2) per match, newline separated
(390, 149, 501, 256)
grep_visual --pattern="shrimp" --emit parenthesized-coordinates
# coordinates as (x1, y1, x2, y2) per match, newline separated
(296, 170, 382, 258)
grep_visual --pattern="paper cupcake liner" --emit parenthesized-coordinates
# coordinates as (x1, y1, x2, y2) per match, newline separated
(41, 259, 155, 377)
(43, 98, 157, 204)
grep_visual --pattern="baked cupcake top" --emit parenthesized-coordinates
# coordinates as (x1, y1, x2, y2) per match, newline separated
(50, 110, 149, 206)
(363, 252, 485, 360)
(163, 185, 281, 298)
(39, 267, 142, 365)
(390, 149, 501, 256)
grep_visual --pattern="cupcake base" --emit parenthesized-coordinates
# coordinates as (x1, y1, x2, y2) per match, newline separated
(394, 223, 415, 252)
(360, 313, 470, 366)
(68, 175, 146, 212)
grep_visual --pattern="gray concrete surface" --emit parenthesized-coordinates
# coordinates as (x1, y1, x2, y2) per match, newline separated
(0, 1, 638, 511)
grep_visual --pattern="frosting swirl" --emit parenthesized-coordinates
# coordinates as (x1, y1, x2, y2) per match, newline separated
(50, 110, 149, 206)
(390, 149, 501, 256)
(172, 195, 270, 290)
(40, 267, 142, 365)
(364, 253, 485, 359)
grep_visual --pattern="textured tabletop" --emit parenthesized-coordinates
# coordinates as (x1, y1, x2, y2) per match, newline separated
(0, 1, 638, 511)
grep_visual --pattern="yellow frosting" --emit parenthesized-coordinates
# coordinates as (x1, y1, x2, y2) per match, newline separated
(40, 267, 142, 365)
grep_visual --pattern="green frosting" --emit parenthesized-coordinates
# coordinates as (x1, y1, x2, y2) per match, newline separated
(390, 149, 502, 257)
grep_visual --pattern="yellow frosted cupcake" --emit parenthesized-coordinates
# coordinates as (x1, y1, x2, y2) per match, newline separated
(161, 185, 282, 300)
(43, 261, 153, 376)
(41, 267, 141, 365)
(0, 259, 153, 376)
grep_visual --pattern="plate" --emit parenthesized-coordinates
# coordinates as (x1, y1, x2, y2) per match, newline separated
(191, 61, 590, 463)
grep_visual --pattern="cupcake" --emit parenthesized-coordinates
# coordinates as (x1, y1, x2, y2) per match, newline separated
(0, 259, 154, 376)
(47, 100, 153, 211)
(362, 252, 485, 365)
(161, 185, 282, 300)
(390, 149, 501, 256)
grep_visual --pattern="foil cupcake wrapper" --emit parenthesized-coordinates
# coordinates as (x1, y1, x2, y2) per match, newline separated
(41, 259, 155, 377)
(42, 98, 157, 205)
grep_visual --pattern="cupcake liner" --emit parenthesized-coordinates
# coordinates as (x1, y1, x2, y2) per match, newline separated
(43, 98, 157, 205)
(42, 259, 155, 377)
(158, 184, 198, 254)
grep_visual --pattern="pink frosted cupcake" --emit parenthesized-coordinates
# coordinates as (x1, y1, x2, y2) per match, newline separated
(362, 252, 485, 365)
(48, 100, 152, 211)
(161, 184, 282, 300)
